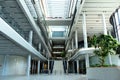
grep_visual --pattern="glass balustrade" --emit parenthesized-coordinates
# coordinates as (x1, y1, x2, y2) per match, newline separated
(0, 8, 26, 40)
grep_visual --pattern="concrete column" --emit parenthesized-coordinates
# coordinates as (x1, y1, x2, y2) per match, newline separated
(31, 60, 34, 74)
(108, 30, 111, 36)
(32, 60, 34, 74)
(85, 54, 89, 67)
(37, 60, 40, 74)
(73, 61, 75, 73)
(76, 60, 79, 74)
(102, 13, 107, 35)
(82, 12, 89, 68)
(34, 60, 37, 74)
(2, 55, 7, 75)
(38, 43, 41, 52)
(72, 39, 74, 50)
(82, 12, 88, 48)
(75, 30, 78, 49)
(48, 59, 50, 74)
(28, 30, 33, 45)
(67, 60, 69, 74)
(102, 13, 112, 65)
(108, 53, 112, 65)
(27, 55, 31, 76)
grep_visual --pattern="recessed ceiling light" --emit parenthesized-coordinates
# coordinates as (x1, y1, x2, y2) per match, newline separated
(96, 20, 99, 22)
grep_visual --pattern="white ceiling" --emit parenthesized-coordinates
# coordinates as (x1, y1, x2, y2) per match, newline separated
(73, 0, 120, 41)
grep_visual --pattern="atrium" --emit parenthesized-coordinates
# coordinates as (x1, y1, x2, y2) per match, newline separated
(0, 0, 120, 80)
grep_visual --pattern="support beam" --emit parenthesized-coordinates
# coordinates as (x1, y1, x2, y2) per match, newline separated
(2, 55, 7, 76)
(108, 53, 112, 65)
(27, 55, 31, 76)
(28, 30, 33, 45)
(102, 13, 112, 65)
(67, 60, 69, 74)
(37, 60, 40, 74)
(73, 61, 75, 73)
(82, 12, 89, 68)
(102, 13, 107, 35)
(48, 59, 50, 74)
(38, 43, 41, 52)
(76, 60, 79, 74)
(75, 30, 78, 49)
(72, 38, 74, 50)
(85, 54, 90, 68)
(82, 12, 88, 48)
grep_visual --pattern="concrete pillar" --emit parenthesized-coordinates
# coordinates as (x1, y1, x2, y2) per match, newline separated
(31, 60, 34, 74)
(34, 60, 37, 74)
(108, 53, 112, 65)
(37, 60, 40, 74)
(76, 60, 79, 74)
(108, 30, 111, 36)
(85, 54, 89, 67)
(32, 60, 34, 74)
(38, 43, 41, 52)
(72, 39, 74, 50)
(75, 30, 78, 49)
(73, 61, 75, 73)
(67, 60, 69, 74)
(28, 30, 33, 45)
(48, 59, 50, 74)
(27, 55, 31, 76)
(43, 49, 45, 54)
(82, 12, 89, 68)
(2, 55, 7, 75)
(102, 13, 107, 35)
(102, 13, 112, 65)
(82, 12, 88, 48)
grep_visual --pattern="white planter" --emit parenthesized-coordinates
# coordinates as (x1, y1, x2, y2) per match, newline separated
(87, 67, 120, 80)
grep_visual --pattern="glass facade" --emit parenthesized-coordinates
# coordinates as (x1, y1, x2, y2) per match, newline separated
(110, 7, 120, 41)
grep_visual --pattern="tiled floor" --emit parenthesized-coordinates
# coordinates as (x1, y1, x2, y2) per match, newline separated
(0, 74, 87, 80)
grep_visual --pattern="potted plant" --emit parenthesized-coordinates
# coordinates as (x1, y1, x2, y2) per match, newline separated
(90, 34, 118, 66)
(87, 34, 120, 80)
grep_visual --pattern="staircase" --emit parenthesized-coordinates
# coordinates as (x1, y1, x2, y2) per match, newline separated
(53, 60, 64, 74)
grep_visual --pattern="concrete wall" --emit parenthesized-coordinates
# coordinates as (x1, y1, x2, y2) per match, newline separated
(89, 55, 120, 66)
(0, 55, 4, 75)
(0, 55, 27, 76)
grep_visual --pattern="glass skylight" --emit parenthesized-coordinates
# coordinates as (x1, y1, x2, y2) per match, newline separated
(41, 0, 76, 18)
(40, 0, 77, 37)
(49, 26, 68, 37)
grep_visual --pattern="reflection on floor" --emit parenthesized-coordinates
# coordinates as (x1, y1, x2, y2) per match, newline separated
(0, 74, 87, 80)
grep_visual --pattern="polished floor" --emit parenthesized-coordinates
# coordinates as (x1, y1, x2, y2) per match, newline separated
(0, 74, 87, 80)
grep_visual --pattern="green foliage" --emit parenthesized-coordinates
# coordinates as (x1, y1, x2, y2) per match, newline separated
(116, 44, 120, 54)
(90, 64, 117, 67)
(61, 51, 66, 57)
(90, 34, 118, 66)
(116, 44, 120, 58)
